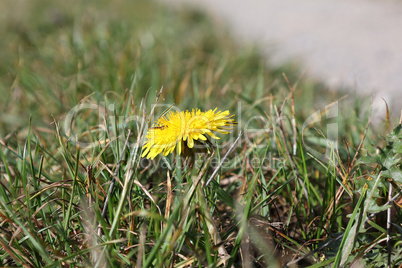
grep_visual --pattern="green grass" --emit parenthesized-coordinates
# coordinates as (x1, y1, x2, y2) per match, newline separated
(0, 0, 401, 267)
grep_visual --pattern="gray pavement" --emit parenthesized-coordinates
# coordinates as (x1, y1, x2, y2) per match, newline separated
(162, 0, 402, 114)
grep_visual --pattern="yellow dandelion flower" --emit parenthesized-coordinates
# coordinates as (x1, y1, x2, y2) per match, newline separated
(142, 108, 236, 159)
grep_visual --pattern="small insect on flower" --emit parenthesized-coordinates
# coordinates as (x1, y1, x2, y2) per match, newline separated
(142, 108, 236, 159)
(149, 125, 166, 130)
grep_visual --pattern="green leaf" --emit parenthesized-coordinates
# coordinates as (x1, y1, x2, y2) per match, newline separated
(382, 168, 402, 183)
(360, 155, 381, 165)
(363, 198, 390, 214)
(382, 154, 401, 170)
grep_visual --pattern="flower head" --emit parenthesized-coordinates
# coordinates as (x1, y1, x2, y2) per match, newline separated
(142, 108, 236, 159)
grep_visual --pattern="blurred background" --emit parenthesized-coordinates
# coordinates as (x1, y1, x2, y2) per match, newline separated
(163, 0, 402, 115)
(1, 0, 400, 137)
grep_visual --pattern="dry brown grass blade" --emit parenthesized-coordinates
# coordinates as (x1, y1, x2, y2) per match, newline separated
(0, 235, 33, 267)
(147, 86, 165, 127)
(32, 198, 60, 218)
(136, 224, 147, 268)
(14, 181, 73, 202)
(348, 95, 373, 177)
(164, 171, 173, 228)
(176, 72, 191, 103)
(133, 179, 162, 217)
(282, 73, 298, 156)
(382, 97, 390, 131)
(206, 59, 227, 98)
(400, 110, 402, 124)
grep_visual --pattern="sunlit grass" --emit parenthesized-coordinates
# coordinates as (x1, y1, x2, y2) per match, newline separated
(0, 0, 401, 267)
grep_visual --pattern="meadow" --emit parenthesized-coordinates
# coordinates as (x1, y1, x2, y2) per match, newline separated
(0, 0, 401, 267)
